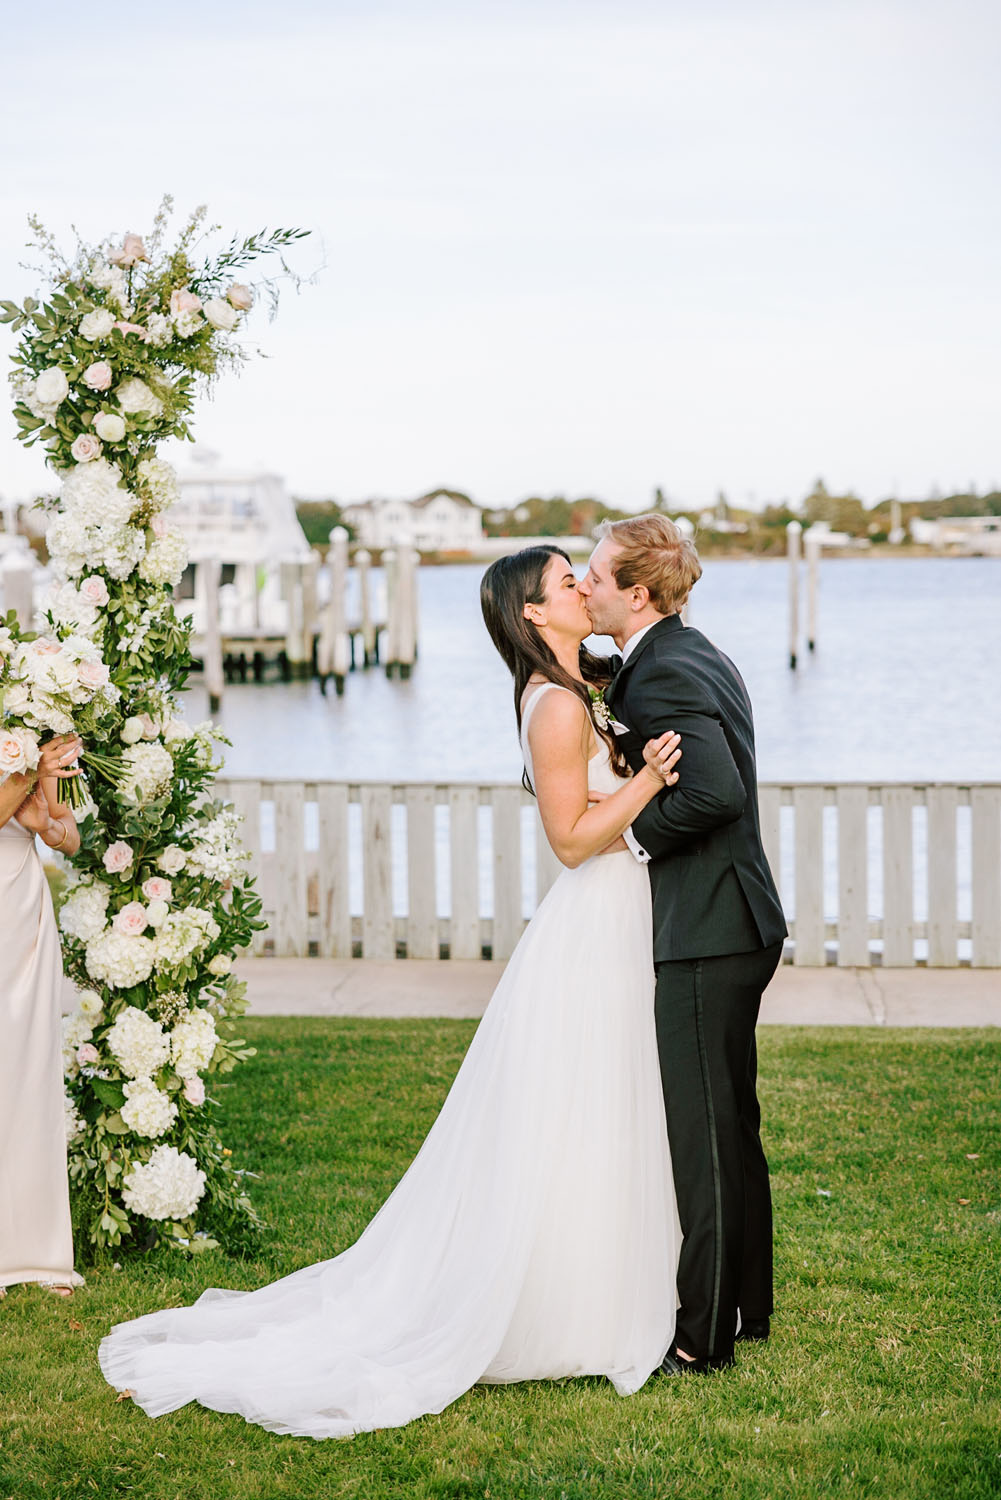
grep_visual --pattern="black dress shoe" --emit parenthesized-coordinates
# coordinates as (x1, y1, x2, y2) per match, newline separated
(736, 1317, 770, 1344)
(659, 1345, 714, 1376)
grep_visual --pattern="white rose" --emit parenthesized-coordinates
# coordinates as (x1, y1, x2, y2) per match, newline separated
(115, 377, 161, 415)
(94, 411, 127, 442)
(0, 727, 40, 776)
(202, 298, 239, 333)
(120, 716, 145, 745)
(145, 899, 169, 928)
(157, 845, 187, 875)
(207, 953, 232, 977)
(35, 367, 70, 406)
(80, 308, 116, 341)
(78, 990, 104, 1018)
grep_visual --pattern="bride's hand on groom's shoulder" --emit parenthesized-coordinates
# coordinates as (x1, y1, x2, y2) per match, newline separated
(643, 731, 681, 787)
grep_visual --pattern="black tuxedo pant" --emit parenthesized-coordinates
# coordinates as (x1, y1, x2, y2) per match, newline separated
(654, 940, 783, 1365)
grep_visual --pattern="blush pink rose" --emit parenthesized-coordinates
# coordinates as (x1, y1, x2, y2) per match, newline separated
(76, 1042, 100, 1066)
(226, 282, 254, 311)
(109, 233, 148, 267)
(141, 876, 172, 902)
(113, 320, 146, 337)
(102, 841, 134, 874)
(112, 901, 149, 936)
(139, 713, 159, 739)
(170, 288, 202, 316)
(77, 660, 110, 689)
(83, 361, 113, 392)
(150, 515, 169, 539)
(71, 433, 102, 463)
(32, 638, 62, 655)
(80, 576, 110, 606)
(183, 1077, 206, 1107)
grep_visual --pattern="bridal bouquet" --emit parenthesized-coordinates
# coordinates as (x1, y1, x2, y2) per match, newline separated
(3, 200, 309, 1254)
(0, 625, 124, 800)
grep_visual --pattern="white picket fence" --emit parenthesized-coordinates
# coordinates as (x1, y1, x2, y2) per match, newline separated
(214, 779, 1001, 968)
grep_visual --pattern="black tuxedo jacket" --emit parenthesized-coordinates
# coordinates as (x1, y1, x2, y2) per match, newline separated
(607, 614, 786, 962)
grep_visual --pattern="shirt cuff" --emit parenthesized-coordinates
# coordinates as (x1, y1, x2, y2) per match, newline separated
(623, 826, 650, 864)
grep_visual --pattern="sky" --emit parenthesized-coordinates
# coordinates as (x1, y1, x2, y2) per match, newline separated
(1, 0, 998, 513)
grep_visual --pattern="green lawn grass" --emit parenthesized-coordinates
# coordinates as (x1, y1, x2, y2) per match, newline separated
(2, 1020, 999, 1500)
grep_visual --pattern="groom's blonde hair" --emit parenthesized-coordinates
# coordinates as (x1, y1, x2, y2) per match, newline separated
(596, 513, 702, 614)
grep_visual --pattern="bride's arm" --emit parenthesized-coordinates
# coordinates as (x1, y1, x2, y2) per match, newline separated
(527, 691, 679, 869)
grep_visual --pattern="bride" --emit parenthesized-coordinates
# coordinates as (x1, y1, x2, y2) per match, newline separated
(99, 545, 684, 1440)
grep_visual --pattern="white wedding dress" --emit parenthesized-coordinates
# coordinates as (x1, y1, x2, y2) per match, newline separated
(99, 685, 681, 1439)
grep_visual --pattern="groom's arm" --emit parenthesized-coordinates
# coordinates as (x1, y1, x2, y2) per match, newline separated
(626, 672, 746, 859)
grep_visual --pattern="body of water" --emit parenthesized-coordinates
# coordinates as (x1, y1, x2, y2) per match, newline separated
(183, 556, 999, 784)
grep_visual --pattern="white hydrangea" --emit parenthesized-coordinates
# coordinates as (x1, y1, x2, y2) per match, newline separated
(85, 931, 156, 989)
(47, 580, 101, 636)
(91, 522, 147, 582)
(138, 528, 188, 587)
(136, 456, 179, 512)
(48, 513, 145, 583)
(121, 1077, 178, 1138)
(120, 741, 174, 802)
(173, 308, 204, 339)
(170, 1008, 219, 1079)
(59, 880, 112, 943)
(122, 1144, 206, 1221)
(154, 906, 221, 971)
(144, 312, 172, 347)
(62, 1011, 95, 1075)
(185, 809, 248, 882)
(104, 1005, 170, 1078)
(64, 1093, 84, 1143)
(60, 458, 134, 527)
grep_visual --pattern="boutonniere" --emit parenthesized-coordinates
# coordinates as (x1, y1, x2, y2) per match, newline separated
(588, 686, 611, 730)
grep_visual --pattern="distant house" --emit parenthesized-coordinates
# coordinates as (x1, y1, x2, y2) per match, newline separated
(909, 515, 1001, 554)
(341, 491, 485, 553)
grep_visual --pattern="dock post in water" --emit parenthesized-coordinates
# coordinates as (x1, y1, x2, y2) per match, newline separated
(301, 551, 319, 674)
(385, 545, 418, 679)
(805, 527, 820, 653)
(787, 520, 802, 669)
(318, 526, 350, 696)
(355, 548, 376, 666)
(202, 556, 225, 713)
(281, 560, 309, 680)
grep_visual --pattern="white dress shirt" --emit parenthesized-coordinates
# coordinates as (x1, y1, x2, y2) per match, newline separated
(617, 620, 666, 864)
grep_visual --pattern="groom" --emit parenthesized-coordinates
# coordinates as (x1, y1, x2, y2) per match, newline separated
(579, 514, 786, 1374)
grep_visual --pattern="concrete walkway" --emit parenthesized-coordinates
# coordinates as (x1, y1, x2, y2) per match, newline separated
(230, 958, 1000, 1027)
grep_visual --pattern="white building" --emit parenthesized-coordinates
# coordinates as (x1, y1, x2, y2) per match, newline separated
(342, 492, 485, 553)
(909, 515, 1001, 555)
(175, 451, 312, 566)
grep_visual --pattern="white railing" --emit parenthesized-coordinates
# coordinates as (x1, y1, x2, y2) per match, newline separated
(214, 779, 1001, 968)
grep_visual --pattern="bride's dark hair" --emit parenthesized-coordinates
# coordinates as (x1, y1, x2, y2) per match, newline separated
(480, 545, 629, 790)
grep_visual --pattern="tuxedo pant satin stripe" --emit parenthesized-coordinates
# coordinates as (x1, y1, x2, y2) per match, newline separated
(654, 941, 782, 1364)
